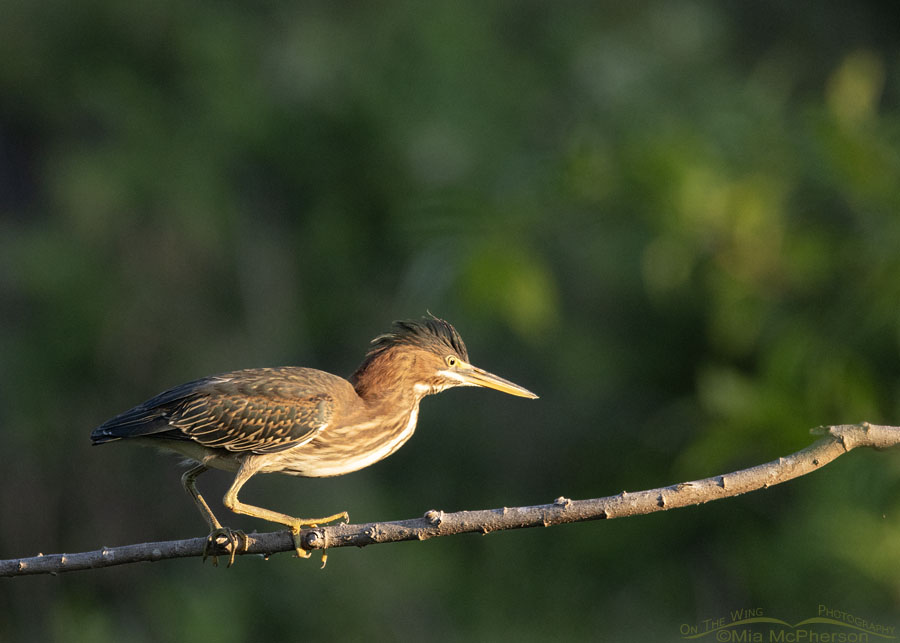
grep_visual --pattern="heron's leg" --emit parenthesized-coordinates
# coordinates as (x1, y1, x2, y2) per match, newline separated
(223, 458, 349, 560)
(181, 464, 222, 530)
(181, 464, 247, 567)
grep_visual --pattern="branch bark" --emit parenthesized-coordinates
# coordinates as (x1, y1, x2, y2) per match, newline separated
(3, 423, 898, 578)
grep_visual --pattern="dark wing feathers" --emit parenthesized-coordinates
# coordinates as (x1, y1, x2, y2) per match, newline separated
(170, 390, 332, 454)
(91, 368, 335, 455)
(90, 378, 213, 441)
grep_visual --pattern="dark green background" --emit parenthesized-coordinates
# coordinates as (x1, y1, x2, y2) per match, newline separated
(2, 1, 899, 640)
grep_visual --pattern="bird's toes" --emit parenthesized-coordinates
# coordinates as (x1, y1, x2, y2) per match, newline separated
(289, 528, 313, 559)
(203, 527, 249, 567)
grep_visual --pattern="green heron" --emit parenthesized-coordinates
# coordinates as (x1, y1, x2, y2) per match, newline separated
(91, 317, 537, 565)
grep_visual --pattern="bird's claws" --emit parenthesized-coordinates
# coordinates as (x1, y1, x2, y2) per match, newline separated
(289, 530, 329, 568)
(290, 510, 349, 567)
(290, 529, 313, 560)
(203, 527, 249, 567)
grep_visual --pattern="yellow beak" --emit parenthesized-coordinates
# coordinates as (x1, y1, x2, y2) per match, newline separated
(450, 361, 539, 399)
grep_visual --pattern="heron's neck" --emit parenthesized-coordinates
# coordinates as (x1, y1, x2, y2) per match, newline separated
(349, 353, 427, 411)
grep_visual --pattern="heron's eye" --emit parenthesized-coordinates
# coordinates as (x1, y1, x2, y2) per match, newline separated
(445, 355, 458, 367)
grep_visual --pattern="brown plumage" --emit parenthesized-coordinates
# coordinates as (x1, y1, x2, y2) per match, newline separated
(91, 317, 537, 565)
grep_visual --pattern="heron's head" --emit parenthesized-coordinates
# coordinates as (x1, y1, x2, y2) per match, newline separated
(351, 316, 538, 401)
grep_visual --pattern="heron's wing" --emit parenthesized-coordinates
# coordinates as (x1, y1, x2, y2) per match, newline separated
(168, 378, 333, 455)
(92, 368, 337, 454)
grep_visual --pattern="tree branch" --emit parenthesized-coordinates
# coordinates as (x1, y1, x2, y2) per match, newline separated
(3, 423, 898, 577)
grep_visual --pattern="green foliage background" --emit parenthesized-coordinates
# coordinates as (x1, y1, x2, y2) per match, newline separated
(2, 1, 899, 640)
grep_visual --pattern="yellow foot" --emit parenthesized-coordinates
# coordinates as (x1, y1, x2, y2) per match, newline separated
(290, 529, 312, 560)
(289, 511, 350, 563)
(204, 527, 249, 567)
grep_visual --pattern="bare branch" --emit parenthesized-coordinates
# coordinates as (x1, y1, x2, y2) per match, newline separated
(3, 423, 898, 578)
